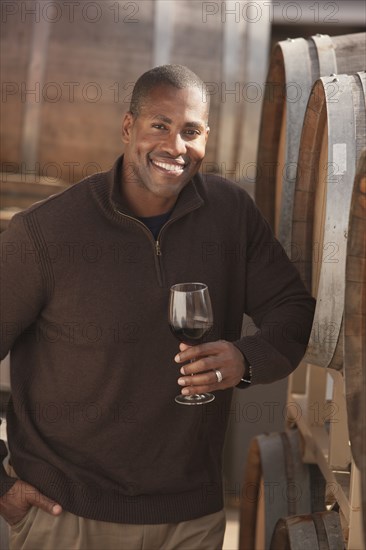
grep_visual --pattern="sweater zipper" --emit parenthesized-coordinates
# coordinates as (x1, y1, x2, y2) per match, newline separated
(114, 203, 201, 284)
(114, 208, 165, 285)
(114, 207, 160, 252)
(154, 203, 198, 256)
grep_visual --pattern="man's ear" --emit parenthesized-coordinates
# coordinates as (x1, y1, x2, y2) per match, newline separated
(205, 126, 210, 143)
(122, 112, 135, 144)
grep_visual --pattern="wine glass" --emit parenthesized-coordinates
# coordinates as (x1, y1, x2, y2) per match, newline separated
(169, 282, 215, 405)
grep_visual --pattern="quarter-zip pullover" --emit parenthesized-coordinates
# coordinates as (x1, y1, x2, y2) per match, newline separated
(0, 156, 315, 523)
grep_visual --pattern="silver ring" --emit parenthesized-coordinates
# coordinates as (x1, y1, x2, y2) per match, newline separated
(214, 369, 223, 383)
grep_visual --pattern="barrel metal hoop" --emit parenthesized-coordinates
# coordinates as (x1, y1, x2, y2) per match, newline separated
(310, 34, 338, 77)
(278, 38, 313, 253)
(357, 70, 366, 108)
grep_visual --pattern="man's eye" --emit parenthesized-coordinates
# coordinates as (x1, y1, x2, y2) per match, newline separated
(184, 129, 200, 137)
(152, 124, 166, 130)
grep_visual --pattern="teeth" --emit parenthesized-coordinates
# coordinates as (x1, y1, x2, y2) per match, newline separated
(152, 160, 184, 172)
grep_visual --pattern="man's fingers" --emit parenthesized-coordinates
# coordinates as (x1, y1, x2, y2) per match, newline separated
(178, 342, 191, 352)
(15, 481, 62, 516)
(0, 480, 62, 526)
(174, 340, 246, 391)
(26, 485, 62, 515)
(178, 370, 215, 388)
(175, 341, 218, 363)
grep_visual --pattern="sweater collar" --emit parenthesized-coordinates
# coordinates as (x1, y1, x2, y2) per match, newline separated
(90, 155, 205, 223)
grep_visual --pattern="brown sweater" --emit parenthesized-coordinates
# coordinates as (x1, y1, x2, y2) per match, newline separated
(0, 156, 315, 523)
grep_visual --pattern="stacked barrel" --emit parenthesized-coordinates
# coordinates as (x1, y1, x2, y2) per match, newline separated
(240, 33, 366, 550)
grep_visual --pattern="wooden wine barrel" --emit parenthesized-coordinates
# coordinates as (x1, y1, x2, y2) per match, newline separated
(291, 72, 366, 370)
(255, 32, 366, 252)
(0, 173, 68, 231)
(239, 429, 326, 550)
(269, 511, 344, 550)
(344, 149, 366, 538)
(0, 0, 270, 183)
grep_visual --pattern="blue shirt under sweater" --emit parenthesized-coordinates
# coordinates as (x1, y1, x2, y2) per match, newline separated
(138, 210, 173, 240)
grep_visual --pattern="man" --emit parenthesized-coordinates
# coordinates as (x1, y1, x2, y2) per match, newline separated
(0, 65, 315, 549)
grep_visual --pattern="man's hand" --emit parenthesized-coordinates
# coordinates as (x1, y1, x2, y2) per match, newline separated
(174, 340, 246, 396)
(0, 479, 62, 526)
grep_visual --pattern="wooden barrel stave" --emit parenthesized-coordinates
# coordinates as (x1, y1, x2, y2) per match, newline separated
(38, 5, 156, 180)
(332, 33, 366, 74)
(1, 15, 32, 168)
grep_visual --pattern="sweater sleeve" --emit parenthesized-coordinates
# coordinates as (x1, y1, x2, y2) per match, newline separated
(0, 213, 46, 359)
(233, 198, 315, 386)
(0, 212, 46, 493)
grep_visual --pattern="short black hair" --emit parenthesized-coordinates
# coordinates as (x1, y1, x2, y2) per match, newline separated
(130, 64, 209, 121)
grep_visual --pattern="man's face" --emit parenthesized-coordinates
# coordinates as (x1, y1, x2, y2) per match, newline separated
(122, 84, 209, 208)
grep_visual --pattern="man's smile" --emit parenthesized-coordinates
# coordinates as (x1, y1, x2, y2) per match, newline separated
(149, 157, 186, 176)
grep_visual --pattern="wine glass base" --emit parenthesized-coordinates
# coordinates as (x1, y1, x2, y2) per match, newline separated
(175, 393, 215, 405)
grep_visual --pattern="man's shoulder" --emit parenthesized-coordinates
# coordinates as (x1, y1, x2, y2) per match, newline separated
(18, 172, 105, 218)
(5, 171, 108, 239)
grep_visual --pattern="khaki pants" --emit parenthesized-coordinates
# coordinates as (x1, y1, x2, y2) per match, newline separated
(9, 507, 226, 550)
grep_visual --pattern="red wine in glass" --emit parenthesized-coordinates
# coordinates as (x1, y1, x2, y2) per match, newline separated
(169, 282, 215, 405)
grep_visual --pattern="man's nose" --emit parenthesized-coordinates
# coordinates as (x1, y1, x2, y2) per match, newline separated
(162, 132, 187, 157)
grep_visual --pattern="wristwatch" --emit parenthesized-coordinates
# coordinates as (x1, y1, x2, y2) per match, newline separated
(236, 361, 252, 388)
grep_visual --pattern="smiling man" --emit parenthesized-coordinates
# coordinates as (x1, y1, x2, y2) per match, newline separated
(0, 65, 315, 549)
(121, 71, 210, 216)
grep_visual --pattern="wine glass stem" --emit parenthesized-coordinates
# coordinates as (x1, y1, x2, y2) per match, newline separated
(188, 358, 198, 395)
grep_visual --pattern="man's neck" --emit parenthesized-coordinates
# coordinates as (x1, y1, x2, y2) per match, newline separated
(120, 180, 177, 217)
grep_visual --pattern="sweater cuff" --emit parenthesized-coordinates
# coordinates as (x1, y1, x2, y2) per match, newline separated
(0, 466, 17, 498)
(233, 335, 268, 386)
(233, 350, 252, 389)
(233, 333, 294, 386)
